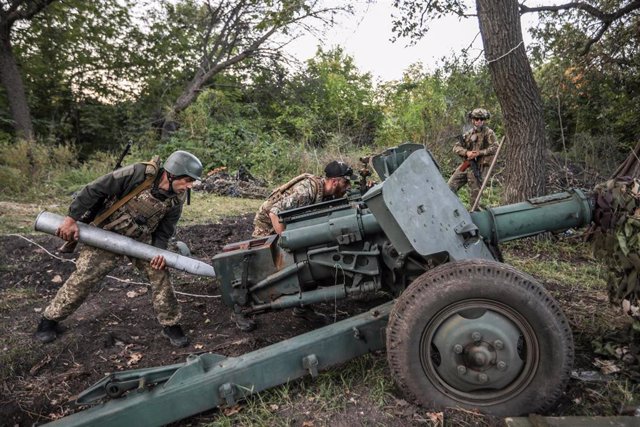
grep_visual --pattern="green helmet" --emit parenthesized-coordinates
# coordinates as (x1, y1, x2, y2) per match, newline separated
(164, 150, 203, 180)
(470, 108, 491, 120)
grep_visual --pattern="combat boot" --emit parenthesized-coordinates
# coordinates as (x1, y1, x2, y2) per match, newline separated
(162, 324, 189, 348)
(35, 317, 58, 343)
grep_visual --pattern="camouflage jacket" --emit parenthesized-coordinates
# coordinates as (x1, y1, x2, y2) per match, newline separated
(453, 126, 499, 167)
(68, 163, 183, 249)
(253, 174, 324, 235)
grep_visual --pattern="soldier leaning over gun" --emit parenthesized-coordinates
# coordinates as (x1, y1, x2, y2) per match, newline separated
(252, 160, 355, 238)
(234, 160, 355, 332)
(448, 108, 499, 209)
(35, 151, 203, 348)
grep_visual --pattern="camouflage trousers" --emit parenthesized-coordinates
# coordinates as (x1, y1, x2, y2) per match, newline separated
(447, 165, 487, 207)
(43, 246, 181, 326)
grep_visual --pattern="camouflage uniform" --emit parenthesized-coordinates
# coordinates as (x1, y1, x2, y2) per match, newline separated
(43, 161, 185, 326)
(447, 126, 498, 204)
(252, 174, 324, 237)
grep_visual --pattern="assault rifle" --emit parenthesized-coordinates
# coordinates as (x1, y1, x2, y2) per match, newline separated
(58, 141, 133, 253)
(459, 157, 482, 184)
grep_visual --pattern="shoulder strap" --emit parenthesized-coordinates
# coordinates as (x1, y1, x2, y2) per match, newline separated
(268, 173, 315, 199)
(92, 163, 158, 227)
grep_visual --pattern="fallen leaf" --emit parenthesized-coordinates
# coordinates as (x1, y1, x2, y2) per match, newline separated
(593, 357, 621, 375)
(127, 352, 143, 366)
(302, 421, 314, 427)
(51, 275, 63, 283)
(126, 291, 138, 298)
(222, 405, 242, 416)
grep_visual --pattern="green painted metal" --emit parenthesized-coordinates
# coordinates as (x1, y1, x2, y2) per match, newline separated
(430, 303, 525, 392)
(470, 189, 593, 243)
(279, 205, 382, 251)
(44, 303, 392, 427)
(505, 416, 640, 427)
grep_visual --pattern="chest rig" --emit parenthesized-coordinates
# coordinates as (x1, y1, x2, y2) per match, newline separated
(100, 162, 183, 241)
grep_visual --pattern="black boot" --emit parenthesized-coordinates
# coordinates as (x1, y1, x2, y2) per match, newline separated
(35, 317, 58, 343)
(162, 325, 189, 348)
(231, 312, 256, 332)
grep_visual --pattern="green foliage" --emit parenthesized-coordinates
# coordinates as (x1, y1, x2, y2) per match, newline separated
(0, 140, 116, 200)
(375, 59, 500, 174)
(11, 0, 150, 148)
(162, 88, 306, 182)
(271, 47, 384, 147)
(531, 3, 640, 158)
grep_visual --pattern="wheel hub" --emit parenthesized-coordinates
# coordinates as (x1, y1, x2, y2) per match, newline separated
(429, 305, 526, 393)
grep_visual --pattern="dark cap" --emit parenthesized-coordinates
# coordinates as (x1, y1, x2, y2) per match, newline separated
(324, 160, 356, 180)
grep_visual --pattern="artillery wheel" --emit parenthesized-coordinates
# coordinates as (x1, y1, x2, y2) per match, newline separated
(386, 259, 573, 416)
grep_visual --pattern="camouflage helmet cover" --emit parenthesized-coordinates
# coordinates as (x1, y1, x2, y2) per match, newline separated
(469, 108, 491, 120)
(164, 150, 203, 180)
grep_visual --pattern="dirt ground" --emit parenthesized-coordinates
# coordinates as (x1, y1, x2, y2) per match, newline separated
(0, 214, 636, 426)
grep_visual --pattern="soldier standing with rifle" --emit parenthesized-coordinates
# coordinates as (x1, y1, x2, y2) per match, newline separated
(35, 150, 203, 348)
(447, 108, 499, 210)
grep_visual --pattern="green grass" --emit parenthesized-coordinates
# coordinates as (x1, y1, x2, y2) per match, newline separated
(179, 192, 262, 225)
(503, 238, 607, 291)
(204, 354, 394, 426)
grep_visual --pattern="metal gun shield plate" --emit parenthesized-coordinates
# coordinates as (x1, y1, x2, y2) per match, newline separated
(363, 148, 494, 261)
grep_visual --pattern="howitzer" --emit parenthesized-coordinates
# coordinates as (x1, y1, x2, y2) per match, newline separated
(42, 143, 595, 426)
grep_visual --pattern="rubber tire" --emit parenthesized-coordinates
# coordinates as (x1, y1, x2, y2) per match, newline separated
(386, 259, 573, 416)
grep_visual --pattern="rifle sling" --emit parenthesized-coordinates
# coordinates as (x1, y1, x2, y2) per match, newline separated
(92, 174, 156, 227)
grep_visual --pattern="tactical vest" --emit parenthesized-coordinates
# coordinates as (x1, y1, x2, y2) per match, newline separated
(464, 129, 494, 167)
(257, 174, 323, 220)
(101, 161, 184, 241)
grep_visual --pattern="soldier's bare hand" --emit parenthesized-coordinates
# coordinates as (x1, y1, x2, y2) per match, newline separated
(56, 216, 80, 242)
(150, 255, 166, 270)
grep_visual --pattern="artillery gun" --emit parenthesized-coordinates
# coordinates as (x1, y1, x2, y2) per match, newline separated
(37, 143, 593, 426)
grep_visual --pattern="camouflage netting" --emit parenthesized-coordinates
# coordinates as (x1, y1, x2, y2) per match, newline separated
(592, 177, 640, 314)
(590, 177, 640, 376)
(193, 166, 269, 199)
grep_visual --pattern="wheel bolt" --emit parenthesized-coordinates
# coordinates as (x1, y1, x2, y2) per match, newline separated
(457, 365, 467, 375)
(494, 340, 504, 350)
(478, 373, 489, 383)
(497, 361, 507, 371)
(471, 332, 482, 342)
(453, 344, 463, 354)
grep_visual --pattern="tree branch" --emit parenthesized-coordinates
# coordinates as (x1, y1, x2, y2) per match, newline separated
(520, 0, 640, 54)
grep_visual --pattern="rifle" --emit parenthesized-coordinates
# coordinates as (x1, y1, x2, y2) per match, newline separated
(459, 158, 482, 184)
(114, 139, 133, 170)
(59, 141, 134, 253)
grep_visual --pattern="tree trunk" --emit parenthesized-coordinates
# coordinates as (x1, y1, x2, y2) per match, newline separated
(476, 0, 546, 203)
(0, 26, 34, 141)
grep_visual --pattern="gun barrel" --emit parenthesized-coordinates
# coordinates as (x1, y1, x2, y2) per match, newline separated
(470, 189, 593, 243)
(34, 211, 216, 278)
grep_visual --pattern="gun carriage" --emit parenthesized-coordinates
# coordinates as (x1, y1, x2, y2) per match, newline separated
(36, 143, 593, 426)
